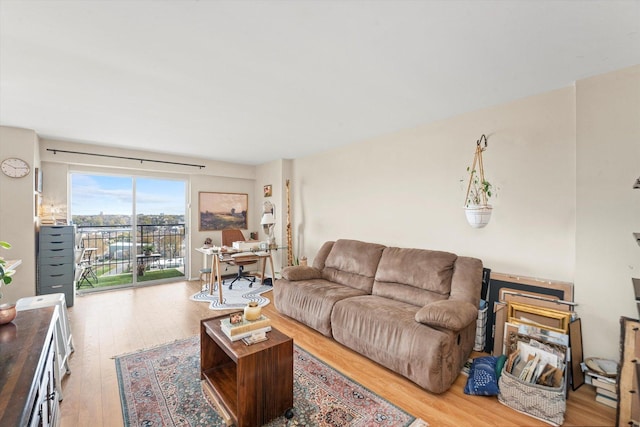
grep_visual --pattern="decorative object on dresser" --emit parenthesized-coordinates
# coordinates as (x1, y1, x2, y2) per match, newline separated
(0, 303, 16, 325)
(0, 240, 15, 289)
(38, 225, 77, 307)
(463, 134, 497, 228)
(0, 240, 19, 325)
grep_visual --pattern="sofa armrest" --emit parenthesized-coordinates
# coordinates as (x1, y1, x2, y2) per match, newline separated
(281, 265, 323, 281)
(415, 300, 478, 331)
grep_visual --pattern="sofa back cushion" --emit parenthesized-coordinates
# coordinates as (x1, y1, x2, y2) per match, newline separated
(322, 239, 386, 293)
(312, 241, 335, 270)
(372, 247, 458, 306)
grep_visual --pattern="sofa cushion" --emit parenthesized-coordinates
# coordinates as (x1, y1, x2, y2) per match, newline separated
(331, 295, 459, 394)
(322, 239, 386, 293)
(372, 247, 457, 306)
(415, 300, 478, 331)
(273, 277, 368, 337)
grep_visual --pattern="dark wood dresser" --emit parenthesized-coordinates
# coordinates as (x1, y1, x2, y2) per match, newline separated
(0, 306, 59, 427)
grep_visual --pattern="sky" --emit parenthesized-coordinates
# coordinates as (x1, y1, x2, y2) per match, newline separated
(71, 174, 186, 216)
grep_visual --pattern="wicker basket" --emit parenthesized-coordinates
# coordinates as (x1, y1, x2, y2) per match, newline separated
(498, 369, 566, 426)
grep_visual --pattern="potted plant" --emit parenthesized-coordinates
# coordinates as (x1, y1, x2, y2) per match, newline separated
(463, 135, 496, 228)
(0, 241, 17, 325)
(143, 244, 154, 256)
(0, 241, 14, 290)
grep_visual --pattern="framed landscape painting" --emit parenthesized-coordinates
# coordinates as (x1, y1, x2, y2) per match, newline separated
(199, 192, 248, 231)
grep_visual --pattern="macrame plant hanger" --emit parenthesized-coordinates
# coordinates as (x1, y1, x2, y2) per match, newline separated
(464, 134, 488, 206)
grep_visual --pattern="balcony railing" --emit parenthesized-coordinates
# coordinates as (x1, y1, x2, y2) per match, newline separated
(76, 224, 186, 288)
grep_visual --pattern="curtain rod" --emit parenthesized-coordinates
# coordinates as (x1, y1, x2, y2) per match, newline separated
(46, 148, 206, 169)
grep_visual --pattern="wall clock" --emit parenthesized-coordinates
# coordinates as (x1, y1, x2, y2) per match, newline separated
(1, 157, 31, 178)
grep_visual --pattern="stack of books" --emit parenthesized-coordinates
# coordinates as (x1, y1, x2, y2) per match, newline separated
(220, 314, 271, 342)
(592, 375, 618, 408)
(584, 357, 618, 409)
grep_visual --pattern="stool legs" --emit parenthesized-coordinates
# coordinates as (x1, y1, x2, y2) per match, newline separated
(200, 271, 210, 291)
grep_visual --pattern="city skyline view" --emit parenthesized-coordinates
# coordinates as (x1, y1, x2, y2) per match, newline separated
(71, 174, 186, 216)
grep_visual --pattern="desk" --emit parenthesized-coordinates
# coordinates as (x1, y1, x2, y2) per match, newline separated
(195, 247, 275, 304)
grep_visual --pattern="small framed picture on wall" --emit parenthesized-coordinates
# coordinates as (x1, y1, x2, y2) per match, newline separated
(263, 184, 272, 197)
(35, 167, 42, 193)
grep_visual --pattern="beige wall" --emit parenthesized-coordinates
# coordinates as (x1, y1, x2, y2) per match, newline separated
(0, 126, 39, 303)
(292, 87, 577, 278)
(575, 65, 640, 359)
(291, 66, 638, 360)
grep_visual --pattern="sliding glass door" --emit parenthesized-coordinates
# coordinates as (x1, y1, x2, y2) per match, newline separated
(134, 178, 186, 284)
(71, 173, 186, 291)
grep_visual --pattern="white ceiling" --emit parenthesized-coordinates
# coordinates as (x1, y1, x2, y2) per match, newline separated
(1, 1, 639, 165)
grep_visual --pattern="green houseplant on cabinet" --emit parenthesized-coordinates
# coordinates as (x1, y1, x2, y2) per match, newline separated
(0, 241, 14, 293)
(463, 135, 495, 228)
(0, 240, 17, 325)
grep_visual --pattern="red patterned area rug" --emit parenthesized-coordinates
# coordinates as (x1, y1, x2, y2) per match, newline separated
(115, 336, 428, 427)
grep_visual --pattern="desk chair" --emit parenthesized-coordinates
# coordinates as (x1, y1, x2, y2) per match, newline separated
(221, 229, 257, 289)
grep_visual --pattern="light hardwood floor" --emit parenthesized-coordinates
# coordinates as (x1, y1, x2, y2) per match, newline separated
(59, 280, 615, 427)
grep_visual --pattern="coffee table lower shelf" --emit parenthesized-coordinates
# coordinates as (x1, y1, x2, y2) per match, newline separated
(202, 363, 238, 425)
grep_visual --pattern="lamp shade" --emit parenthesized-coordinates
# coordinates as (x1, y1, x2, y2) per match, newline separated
(260, 213, 275, 225)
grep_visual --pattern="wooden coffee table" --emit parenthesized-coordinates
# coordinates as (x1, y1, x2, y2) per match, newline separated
(200, 315, 294, 427)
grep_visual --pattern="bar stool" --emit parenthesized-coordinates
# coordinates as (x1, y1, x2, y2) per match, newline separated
(199, 267, 212, 291)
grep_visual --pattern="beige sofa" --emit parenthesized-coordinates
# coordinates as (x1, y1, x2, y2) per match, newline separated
(273, 239, 483, 394)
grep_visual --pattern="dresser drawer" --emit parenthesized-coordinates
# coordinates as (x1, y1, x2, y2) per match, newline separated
(38, 280, 73, 294)
(39, 263, 73, 278)
(40, 233, 74, 248)
(39, 269, 73, 286)
(40, 225, 75, 236)
(39, 247, 74, 260)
